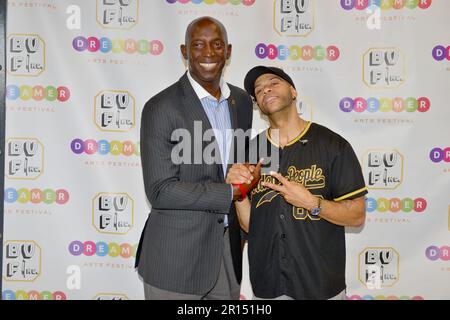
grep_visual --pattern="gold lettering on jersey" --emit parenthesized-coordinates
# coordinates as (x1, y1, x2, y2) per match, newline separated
(287, 165, 325, 189)
(251, 166, 326, 217)
(251, 174, 277, 196)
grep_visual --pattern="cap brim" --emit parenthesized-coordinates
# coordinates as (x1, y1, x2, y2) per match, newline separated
(244, 66, 276, 98)
(244, 66, 295, 98)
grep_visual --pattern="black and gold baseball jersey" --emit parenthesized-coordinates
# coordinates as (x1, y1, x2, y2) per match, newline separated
(247, 122, 368, 300)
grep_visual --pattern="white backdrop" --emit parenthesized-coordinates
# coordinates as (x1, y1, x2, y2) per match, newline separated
(3, 0, 449, 300)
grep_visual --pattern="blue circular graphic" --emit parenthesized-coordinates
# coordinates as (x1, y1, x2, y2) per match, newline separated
(96, 242, 109, 257)
(365, 197, 377, 213)
(99, 37, 112, 53)
(6, 85, 20, 100)
(4, 188, 18, 203)
(98, 140, 110, 155)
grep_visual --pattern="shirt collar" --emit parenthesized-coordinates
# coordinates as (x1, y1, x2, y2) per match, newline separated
(187, 71, 231, 101)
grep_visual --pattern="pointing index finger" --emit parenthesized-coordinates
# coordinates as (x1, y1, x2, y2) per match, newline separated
(270, 171, 289, 185)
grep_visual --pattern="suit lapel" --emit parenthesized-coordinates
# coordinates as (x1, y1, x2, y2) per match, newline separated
(179, 73, 224, 180)
(227, 90, 238, 131)
(179, 73, 213, 132)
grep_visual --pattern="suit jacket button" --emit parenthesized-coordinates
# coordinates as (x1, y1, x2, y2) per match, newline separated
(217, 218, 224, 224)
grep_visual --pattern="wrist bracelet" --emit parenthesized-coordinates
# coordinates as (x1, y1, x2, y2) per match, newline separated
(233, 183, 247, 201)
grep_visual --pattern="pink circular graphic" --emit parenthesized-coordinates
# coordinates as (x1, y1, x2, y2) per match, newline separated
(55, 189, 70, 205)
(414, 198, 427, 213)
(149, 40, 164, 55)
(439, 246, 450, 261)
(327, 46, 340, 61)
(53, 291, 67, 300)
(83, 241, 96, 256)
(57, 86, 70, 102)
(267, 44, 278, 60)
(353, 97, 367, 113)
(418, 0, 432, 9)
(87, 37, 100, 52)
(444, 147, 450, 162)
(417, 97, 431, 112)
(84, 139, 98, 155)
(355, 0, 368, 10)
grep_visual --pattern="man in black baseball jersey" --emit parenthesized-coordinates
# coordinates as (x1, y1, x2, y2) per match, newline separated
(226, 66, 368, 300)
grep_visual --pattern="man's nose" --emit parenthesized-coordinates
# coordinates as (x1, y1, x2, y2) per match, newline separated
(203, 44, 215, 56)
(263, 85, 272, 94)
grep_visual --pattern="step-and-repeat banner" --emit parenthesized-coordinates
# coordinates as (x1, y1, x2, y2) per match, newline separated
(3, 0, 449, 300)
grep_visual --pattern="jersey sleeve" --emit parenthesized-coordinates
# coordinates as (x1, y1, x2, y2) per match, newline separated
(330, 140, 368, 201)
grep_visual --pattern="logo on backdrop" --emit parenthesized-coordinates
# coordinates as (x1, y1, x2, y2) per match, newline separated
(362, 149, 403, 190)
(359, 247, 399, 289)
(70, 139, 140, 156)
(6, 85, 70, 102)
(255, 43, 339, 61)
(4, 188, 70, 205)
(92, 193, 134, 234)
(7, 34, 45, 77)
(365, 197, 427, 213)
(429, 147, 450, 163)
(274, 0, 315, 37)
(72, 36, 163, 55)
(6, 138, 44, 180)
(340, 0, 432, 10)
(432, 45, 450, 61)
(425, 246, 450, 261)
(93, 293, 129, 300)
(68, 240, 137, 258)
(363, 48, 405, 88)
(3, 241, 41, 282)
(94, 90, 135, 132)
(96, 0, 139, 29)
(339, 97, 431, 113)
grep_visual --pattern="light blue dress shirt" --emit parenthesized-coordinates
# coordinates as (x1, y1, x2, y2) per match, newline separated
(187, 72, 233, 226)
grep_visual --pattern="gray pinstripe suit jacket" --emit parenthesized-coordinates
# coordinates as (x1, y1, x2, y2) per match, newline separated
(135, 73, 253, 295)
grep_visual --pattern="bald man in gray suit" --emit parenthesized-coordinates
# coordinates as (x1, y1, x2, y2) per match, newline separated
(135, 17, 253, 300)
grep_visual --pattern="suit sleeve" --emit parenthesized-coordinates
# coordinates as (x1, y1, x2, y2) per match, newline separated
(140, 100, 232, 213)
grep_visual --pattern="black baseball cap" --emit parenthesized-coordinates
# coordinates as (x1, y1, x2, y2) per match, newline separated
(244, 66, 296, 98)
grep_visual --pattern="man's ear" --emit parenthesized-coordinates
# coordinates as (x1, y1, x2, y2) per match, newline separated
(226, 44, 232, 60)
(180, 44, 188, 60)
(291, 86, 298, 100)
